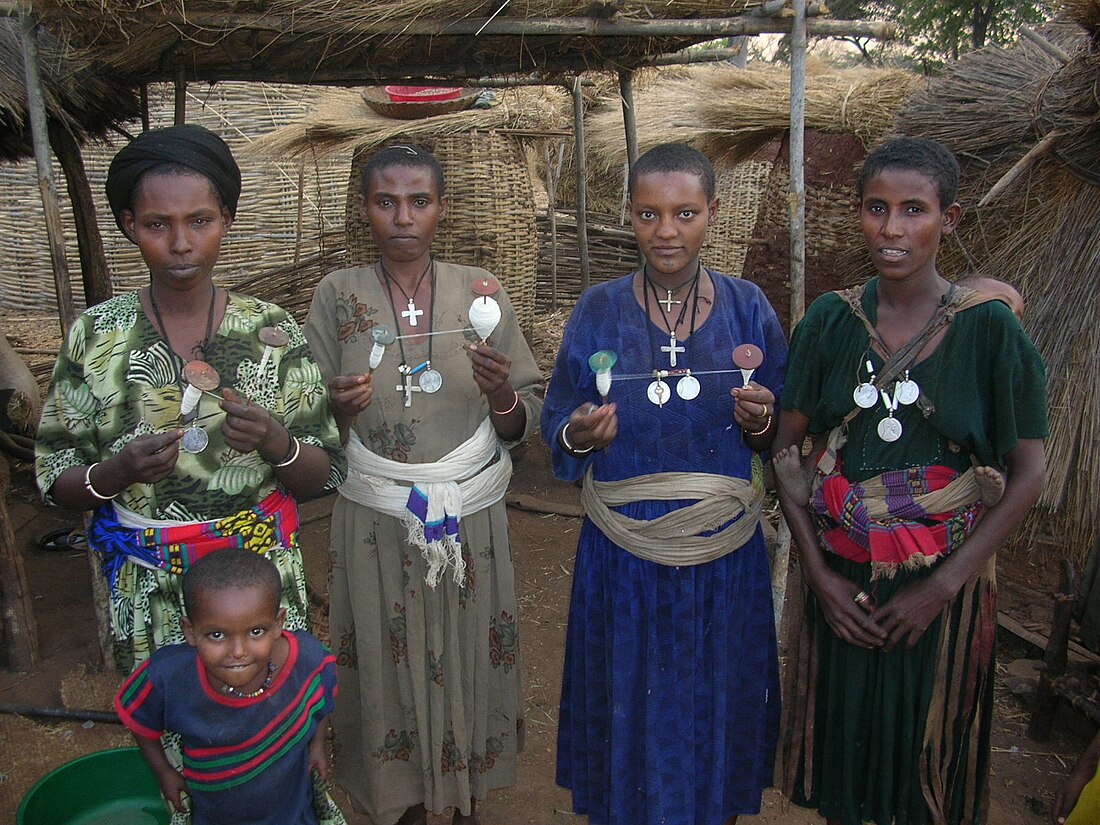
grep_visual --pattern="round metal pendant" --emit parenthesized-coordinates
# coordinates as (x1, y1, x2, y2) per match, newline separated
(647, 379, 671, 407)
(853, 383, 879, 409)
(419, 369, 443, 394)
(675, 374, 700, 400)
(181, 426, 209, 453)
(877, 416, 903, 443)
(895, 379, 920, 406)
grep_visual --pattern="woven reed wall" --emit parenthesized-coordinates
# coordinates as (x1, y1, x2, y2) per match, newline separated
(0, 82, 348, 314)
(345, 130, 538, 331)
(534, 159, 775, 308)
(702, 159, 773, 279)
(742, 132, 866, 332)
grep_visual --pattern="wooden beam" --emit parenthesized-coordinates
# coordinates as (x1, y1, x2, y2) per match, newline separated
(50, 120, 112, 308)
(788, 0, 807, 328)
(175, 11, 895, 39)
(174, 64, 187, 124)
(19, 8, 74, 335)
(572, 77, 590, 293)
(619, 70, 639, 169)
(0, 454, 39, 669)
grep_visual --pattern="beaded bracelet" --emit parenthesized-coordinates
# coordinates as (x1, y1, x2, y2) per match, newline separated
(491, 390, 520, 416)
(84, 462, 117, 501)
(560, 422, 594, 456)
(273, 435, 301, 468)
(744, 413, 773, 438)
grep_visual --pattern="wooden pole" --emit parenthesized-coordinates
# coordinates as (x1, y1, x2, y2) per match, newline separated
(174, 64, 187, 124)
(788, 0, 807, 328)
(140, 84, 150, 131)
(619, 69, 639, 170)
(20, 8, 74, 335)
(572, 77, 591, 293)
(0, 454, 39, 669)
(50, 120, 113, 308)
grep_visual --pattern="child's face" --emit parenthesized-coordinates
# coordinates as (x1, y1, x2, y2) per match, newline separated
(122, 171, 231, 293)
(629, 171, 717, 282)
(860, 168, 961, 285)
(182, 585, 285, 695)
(360, 164, 448, 265)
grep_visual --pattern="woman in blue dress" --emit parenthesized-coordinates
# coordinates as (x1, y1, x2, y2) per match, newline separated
(542, 143, 788, 825)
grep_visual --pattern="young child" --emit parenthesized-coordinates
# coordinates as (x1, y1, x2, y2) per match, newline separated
(115, 548, 343, 825)
(774, 136, 1048, 825)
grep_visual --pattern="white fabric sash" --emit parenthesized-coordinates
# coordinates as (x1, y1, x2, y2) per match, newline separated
(339, 417, 512, 586)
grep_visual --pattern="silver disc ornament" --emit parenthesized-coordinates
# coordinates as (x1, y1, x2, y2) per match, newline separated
(419, 368, 443, 394)
(181, 425, 209, 453)
(675, 374, 700, 400)
(895, 377, 920, 406)
(647, 379, 671, 407)
(853, 383, 879, 409)
(877, 416, 903, 443)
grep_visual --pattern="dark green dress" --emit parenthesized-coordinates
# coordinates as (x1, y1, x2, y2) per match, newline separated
(779, 279, 1047, 825)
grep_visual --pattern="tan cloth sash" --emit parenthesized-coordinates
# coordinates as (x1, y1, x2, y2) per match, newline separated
(581, 470, 763, 566)
(856, 466, 982, 519)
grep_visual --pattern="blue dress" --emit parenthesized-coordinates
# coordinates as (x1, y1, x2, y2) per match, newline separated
(542, 272, 788, 825)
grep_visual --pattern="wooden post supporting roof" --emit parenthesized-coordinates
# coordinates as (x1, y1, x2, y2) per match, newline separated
(789, 0, 808, 328)
(19, 8, 74, 334)
(572, 77, 590, 292)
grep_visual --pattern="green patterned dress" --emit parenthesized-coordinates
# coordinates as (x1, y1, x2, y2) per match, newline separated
(304, 262, 543, 824)
(35, 290, 347, 671)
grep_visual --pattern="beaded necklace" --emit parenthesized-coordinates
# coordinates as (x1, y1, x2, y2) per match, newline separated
(222, 660, 276, 699)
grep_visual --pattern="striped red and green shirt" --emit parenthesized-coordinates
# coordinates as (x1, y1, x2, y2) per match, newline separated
(116, 630, 337, 825)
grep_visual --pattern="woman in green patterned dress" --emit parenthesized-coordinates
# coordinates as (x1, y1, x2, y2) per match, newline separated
(35, 124, 346, 673)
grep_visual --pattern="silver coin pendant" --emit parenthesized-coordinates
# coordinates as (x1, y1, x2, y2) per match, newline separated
(895, 379, 920, 406)
(419, 369, 443, 394)
(877, 416, 903, 443)
(181, 426, 209, 454)
(647, 379, 670, 407)
(675, 375, 700, 401)
(853, 383, 878, 409)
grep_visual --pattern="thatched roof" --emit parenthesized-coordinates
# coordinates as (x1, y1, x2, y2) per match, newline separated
(0, 18, 140, 162)
(888, 10, 1100, 560)
(30, 0, 829, 84)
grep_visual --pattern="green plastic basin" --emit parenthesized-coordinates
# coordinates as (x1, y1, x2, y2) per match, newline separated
(17, 747, 169, 825)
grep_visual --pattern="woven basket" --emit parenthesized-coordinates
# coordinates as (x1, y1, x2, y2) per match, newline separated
(701, 159, 773, 279)
(741, 132, 866, 331)
(361, 87, 482, 120)
(346, 130, 538, 331)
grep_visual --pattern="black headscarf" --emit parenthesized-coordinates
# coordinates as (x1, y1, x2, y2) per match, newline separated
(105, 124, 242, 241)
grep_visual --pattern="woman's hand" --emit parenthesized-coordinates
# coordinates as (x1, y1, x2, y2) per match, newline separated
(731, 381, 774, 433)
(113, 430, 184, 486)
(220, 387, 284, 459)
(806, 566, 887, 650)
(563, 402, 618, 453)
(467, 343, 511, 397)
(873, 574, 956, 652)
(327, 373, 373, 419)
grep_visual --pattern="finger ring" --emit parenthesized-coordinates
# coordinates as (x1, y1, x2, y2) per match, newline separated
(759, 404, 767, 417)
(853, 590, 872, 608)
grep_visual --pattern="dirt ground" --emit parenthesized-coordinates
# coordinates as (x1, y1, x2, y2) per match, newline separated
(1, 436, 1096, 824)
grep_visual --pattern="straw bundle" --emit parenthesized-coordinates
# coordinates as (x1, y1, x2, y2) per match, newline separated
(33, 0, 752, 83)
(0, 19, 140, 161)
(0, 82, 348, 314)
(585, 63, 925, 173)
(249, 87, 569, 162)
(892, 15, 1100, 561)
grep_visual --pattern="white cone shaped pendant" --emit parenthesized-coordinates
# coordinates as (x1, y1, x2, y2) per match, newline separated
(469, 296, 502, 341)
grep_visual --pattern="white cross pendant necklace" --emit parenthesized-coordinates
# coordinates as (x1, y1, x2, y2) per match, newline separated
(402, 298, 424, 327)
(661, 334, 686, 367)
